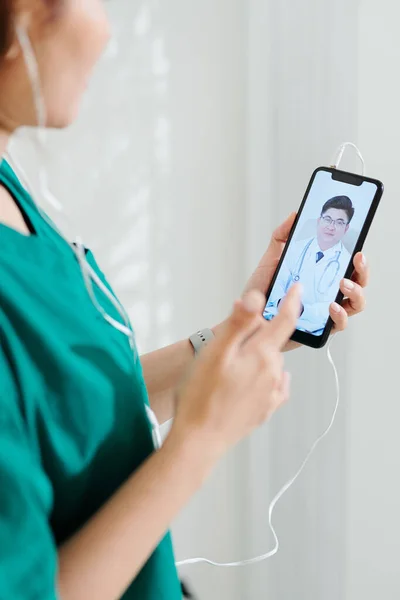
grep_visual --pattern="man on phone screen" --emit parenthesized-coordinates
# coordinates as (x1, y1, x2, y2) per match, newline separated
(264, 196, 354, 335)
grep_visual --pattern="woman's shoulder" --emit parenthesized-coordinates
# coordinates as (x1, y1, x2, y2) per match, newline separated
(288, 236, 314, 257)
(0, 159, 17, 184)
(0, 159, 41, 216)
(0, 159, 25, 196)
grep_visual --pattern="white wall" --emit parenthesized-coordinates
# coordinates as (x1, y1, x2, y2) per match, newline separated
(346, 2, 400, 599)
(246, 2, 400, 599)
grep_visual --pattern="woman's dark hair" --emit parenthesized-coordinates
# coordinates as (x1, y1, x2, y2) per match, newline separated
(0, 1, 60, 58)
(0, 0, 13, 57)
(321, 195, 355, 223)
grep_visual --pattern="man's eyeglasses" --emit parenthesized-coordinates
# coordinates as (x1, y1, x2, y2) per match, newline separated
(321, 215, 348, 229)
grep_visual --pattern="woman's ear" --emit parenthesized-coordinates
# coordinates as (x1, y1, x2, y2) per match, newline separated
(4, 8, 32, 62)
(4, 39, 20, 61)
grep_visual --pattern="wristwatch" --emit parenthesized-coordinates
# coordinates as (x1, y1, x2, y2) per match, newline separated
(189, 328, 215, 355)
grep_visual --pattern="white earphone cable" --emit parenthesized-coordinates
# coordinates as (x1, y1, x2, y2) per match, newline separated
(177, 142, 365, 569)
(331, 142, 366, 176)
(9, 24, 163, 448)
(176, 335, 339, 568)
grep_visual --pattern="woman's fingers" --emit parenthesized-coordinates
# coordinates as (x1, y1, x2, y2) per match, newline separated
(280, 371, 292, 404)
(352, 252, 369, 287)
(330, 264, 367, 330)
(329, 302, 348, 331)
(271, 212, 297, 246)
(218, 291, 265, 353)
(340, 278, 366, 316)
(267, 284, 302, 348)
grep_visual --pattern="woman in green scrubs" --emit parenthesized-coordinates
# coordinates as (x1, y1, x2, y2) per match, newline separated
(0, 2, 369, 599)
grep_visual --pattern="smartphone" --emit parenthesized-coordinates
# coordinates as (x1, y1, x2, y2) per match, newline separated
(263, 167, 384, 348)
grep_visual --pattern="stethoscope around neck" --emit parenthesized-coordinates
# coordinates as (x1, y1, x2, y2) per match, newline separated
(288, 238, 342, 296)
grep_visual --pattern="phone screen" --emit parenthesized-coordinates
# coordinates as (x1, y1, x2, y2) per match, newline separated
(263, 169, 379, 337)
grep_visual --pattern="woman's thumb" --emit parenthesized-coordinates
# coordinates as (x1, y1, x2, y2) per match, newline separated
(242, 289, 265, 313)
(222, 290, 265, 348)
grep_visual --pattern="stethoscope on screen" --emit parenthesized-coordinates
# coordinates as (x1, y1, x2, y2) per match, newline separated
(11, 22, 366, 576)
(288, 238, 342, 296)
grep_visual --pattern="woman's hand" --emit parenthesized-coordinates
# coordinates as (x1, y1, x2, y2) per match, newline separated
(244, 213, 370, 350)
(330, 252, 369, 332)
(170, 286, 301, 465)
(59, 288, 301, 600)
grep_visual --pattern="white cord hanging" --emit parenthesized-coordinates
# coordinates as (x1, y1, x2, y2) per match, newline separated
(176, 335, 340, 568)
(331, 142, 366, 176)
(9, 24, 164, 451)
(177, 140, 366, 569)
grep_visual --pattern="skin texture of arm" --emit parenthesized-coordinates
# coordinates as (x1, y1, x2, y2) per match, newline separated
(141, 323, 224, 424)
(58, 432, 212, 600)
(58, 289, 301, 600)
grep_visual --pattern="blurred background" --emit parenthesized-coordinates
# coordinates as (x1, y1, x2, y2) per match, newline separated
(11, 0, 398, 598)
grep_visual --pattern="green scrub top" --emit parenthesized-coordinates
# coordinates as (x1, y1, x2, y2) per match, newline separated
(0, 160, 182, 599)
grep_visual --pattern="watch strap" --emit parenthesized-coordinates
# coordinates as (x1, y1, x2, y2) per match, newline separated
(189, 328, 215, 355)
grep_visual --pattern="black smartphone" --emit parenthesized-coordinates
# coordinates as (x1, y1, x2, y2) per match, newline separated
(263, 167, 384, 348)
